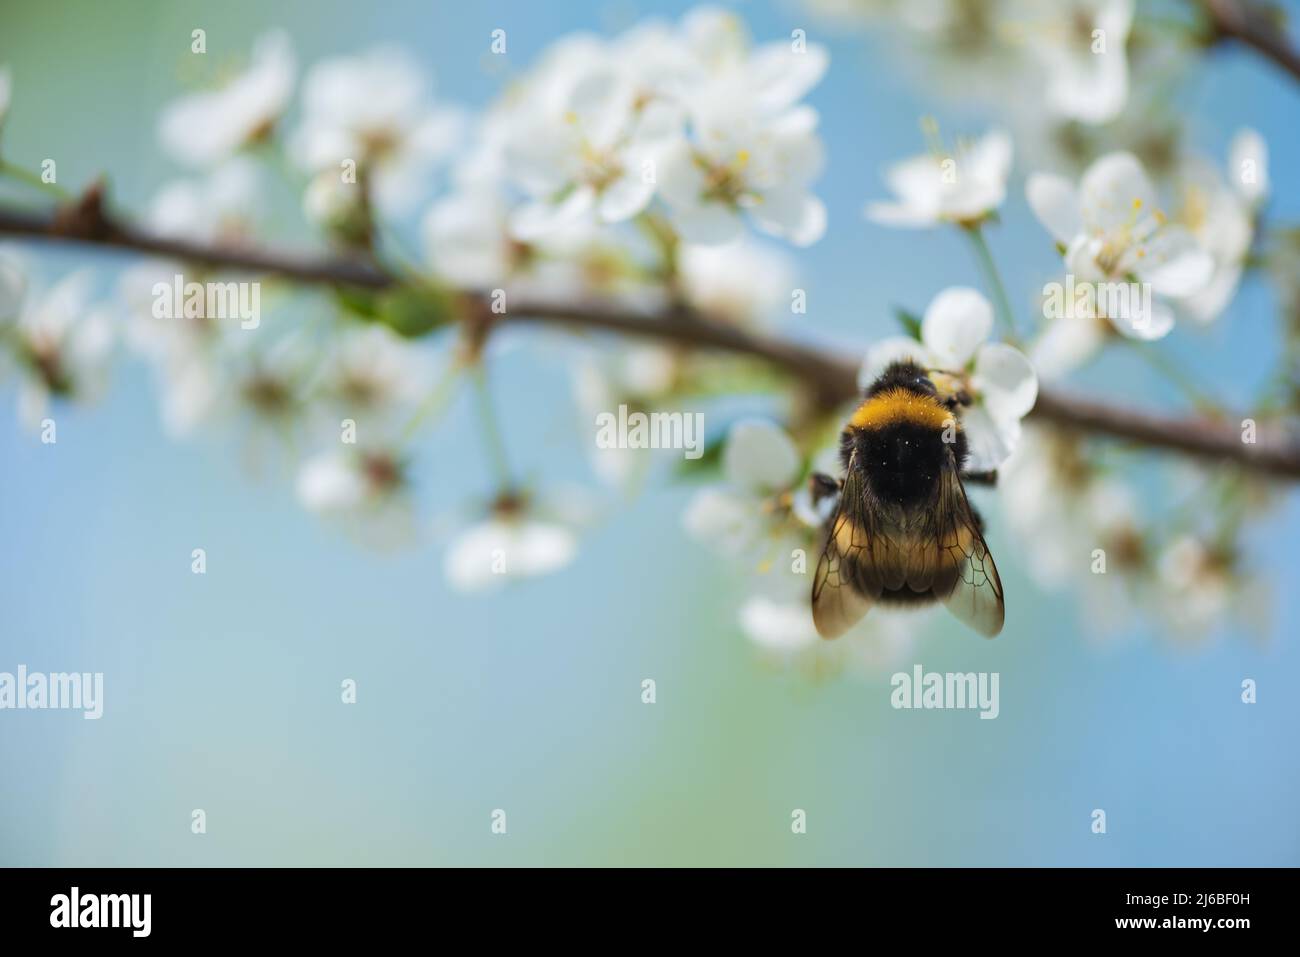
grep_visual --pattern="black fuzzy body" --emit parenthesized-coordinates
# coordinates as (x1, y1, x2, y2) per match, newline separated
(840, 361, 968, 509)
(845, 422, 963, 508)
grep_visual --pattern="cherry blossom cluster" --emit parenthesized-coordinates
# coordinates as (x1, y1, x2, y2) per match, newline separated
(0, 2, 1289, 673)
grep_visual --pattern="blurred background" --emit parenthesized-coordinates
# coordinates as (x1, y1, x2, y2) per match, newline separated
(1, 0, 1298, 866)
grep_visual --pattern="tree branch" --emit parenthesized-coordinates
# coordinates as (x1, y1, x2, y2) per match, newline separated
(2, 198, 1298, 479)
(1200, 0, 1300, 84)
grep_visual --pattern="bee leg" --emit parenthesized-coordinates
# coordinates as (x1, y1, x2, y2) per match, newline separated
(808, 471, 841, 506)
(942, 391, 973, 413)
(961, 469, 998, 487)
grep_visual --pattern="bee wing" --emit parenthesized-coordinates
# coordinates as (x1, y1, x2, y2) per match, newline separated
(935, 466, 1005, 638)
(811, 464, 877, 639)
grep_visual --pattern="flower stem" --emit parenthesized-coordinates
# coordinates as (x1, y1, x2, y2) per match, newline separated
(636, 210, 680, 289)
(472, 364, 513, 488)
(962, 223, 1019, 343)
(399, 359, 465, 444)
(1128, 341, 1222, 414)
(0, 159, 72, 201)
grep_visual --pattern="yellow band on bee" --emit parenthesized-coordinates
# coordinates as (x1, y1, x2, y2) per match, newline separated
(849, 388, 954, 432)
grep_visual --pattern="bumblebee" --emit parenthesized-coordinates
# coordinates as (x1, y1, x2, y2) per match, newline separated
(810, 359, 1004, 638)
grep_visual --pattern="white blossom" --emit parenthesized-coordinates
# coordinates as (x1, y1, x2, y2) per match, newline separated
(739, 569, 920, 674)
(297, 447, 416, 548)
(1026, 0, 1133, 125)
(1154, 534, 1252, 637)
(117, 258, 237, 437)
(1000, 428, 1137, 590)
(859, 287, 1037, 471)
(444, 490, 588, 591)
(302, 170, 370, 242)
(678, 238, 795, 325)
(423, 187, 521, 288)
(866, 128, 1012, 228)
(1027, 307, 1109, 381)
(158, 30, 295, 167)
(229, 336, 311, 432)
(292, 47, 461, 215)
(118, 164, 262, 436)
(0, 267, 113, 429)
(147, 157, 262, 243)
(683, 418, 814, 556)
(504, 71, 676, 238)
(318, 325, 434, 421)
(658, 91, 826, 246)
(1026, 151, 1214, 339)
(572, 346, 680, 487)
(1169, 129, 1267, 324)
(654, 10, 829, 246)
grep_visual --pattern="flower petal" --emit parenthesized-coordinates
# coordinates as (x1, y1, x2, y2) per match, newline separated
(723, 418, 800, 492)
(682, 487, 753, 554)
(1030, 314, 1106, 380)
(1180, 263, 1242, 325)
(883, 153, 943, 208)
(297, 453, 366, 512)
(961, 402, 1018, 472)
(508, 186, 595, 240)
(967, 129, 1013, 186)
(509, 520, 579, 577)
(753, 190, 826, 246)
(973, 343, 1038, 421)
(921, 286, 993, 369)
(747, 42, 829, 113)
(1047, 41, 1128, 124)
(1026, 173, 1081, 245)
(1080, 152, 1156, 234)
(655, 138, 706, 208)
(444, 518, 577, 591)
(740, 595, 819, 652)
(597, 171, 655, 223)
(1106, 294, 1174, 340)
(1134, 226, 1214, 297)
(858, 336, 933, 389)
(669, 201, 744, 245)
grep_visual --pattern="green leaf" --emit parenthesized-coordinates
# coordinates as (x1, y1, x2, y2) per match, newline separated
(674, 433, 727, 481)
(333, 286, 380, 320)
(375, 283, 455, 338)
(893, 306, 923, 341)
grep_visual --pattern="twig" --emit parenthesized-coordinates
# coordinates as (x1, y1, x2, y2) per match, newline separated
(0, 194, 390, 289)
(1200, 0, 1300, 84)
(2, 199, 1299, 479)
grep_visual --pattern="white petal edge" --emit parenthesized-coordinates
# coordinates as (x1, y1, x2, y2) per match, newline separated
(973, 343, 1038, 421)
(922, 286, 993, 369)
(723, 418, 801, 492)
